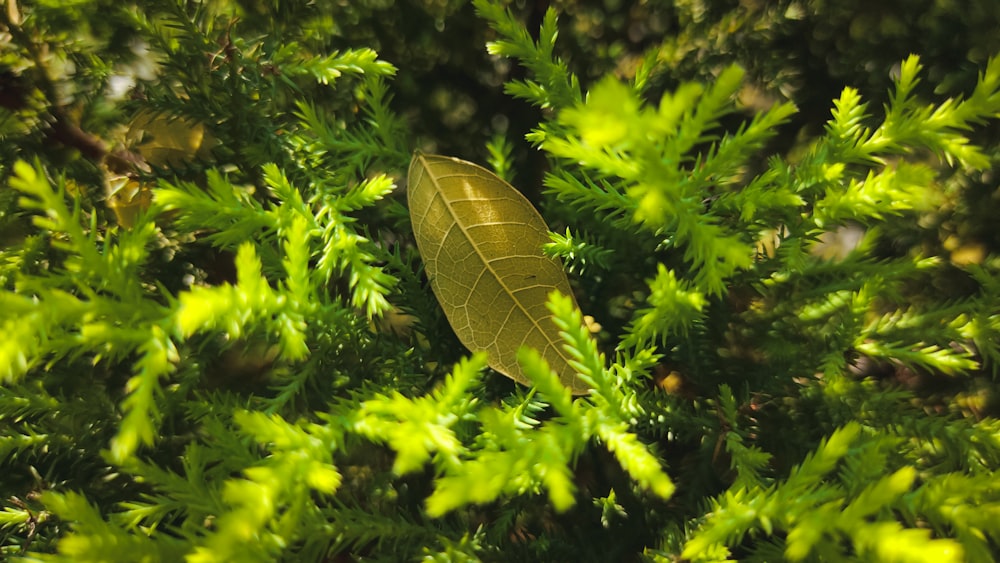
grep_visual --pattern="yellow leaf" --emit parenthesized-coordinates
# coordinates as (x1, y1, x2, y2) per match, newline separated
(106, 175, 152, 228)
(128, 109, 216, 167)
(407, 153, 587, 395)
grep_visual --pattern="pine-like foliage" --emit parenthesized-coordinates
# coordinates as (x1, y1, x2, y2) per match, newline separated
(2, 0, 1000, 561)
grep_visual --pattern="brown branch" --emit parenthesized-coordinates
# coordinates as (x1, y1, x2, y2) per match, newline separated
(0, 0, 139, 170)
(46, 111, 108, 161)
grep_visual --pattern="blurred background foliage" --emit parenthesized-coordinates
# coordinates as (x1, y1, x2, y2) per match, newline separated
(6, 0, 1000, 202)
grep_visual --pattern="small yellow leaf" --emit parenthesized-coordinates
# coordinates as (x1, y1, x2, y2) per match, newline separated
(129, 109, 216, 167)
(106, 175, 153, 228)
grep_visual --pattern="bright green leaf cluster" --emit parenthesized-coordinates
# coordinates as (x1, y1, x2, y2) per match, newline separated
(274, 45, 396, 86)
(544, 228, 614, 274)
(353, 296, 676, 517)
(680, 423, 972, 562)
(474, 0, 581, 110)
(538, 69, 796, 296)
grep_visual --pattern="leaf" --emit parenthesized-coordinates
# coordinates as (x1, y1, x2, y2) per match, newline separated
(105, 175, 153, 228)
(128, 109, 216, 167)
(407, 153, 587, 395)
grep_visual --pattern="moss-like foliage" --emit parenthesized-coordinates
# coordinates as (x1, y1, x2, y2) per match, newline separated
(2, 0, 1000, 561)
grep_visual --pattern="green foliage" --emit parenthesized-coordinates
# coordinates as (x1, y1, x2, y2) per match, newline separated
(473, 0, 581, 110)
(3, 0, 1000, 561)
(543, 227, 614, 275)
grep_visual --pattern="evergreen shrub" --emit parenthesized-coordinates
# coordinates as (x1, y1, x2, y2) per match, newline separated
(2, 0, 999, 561)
